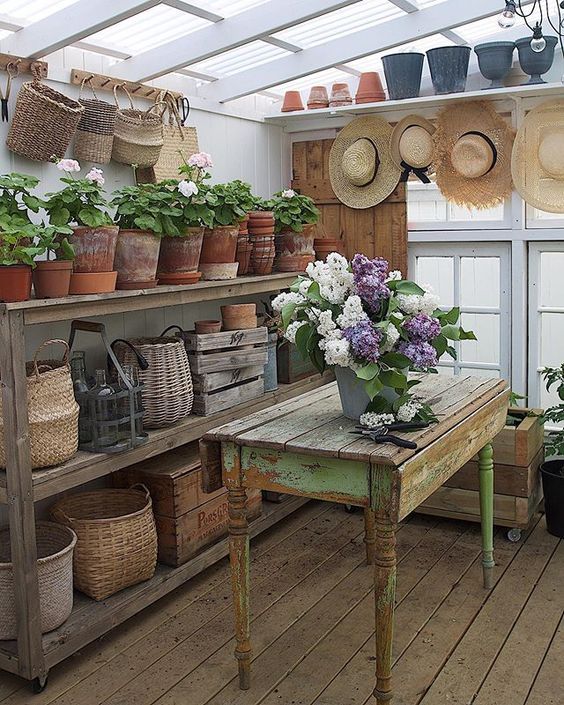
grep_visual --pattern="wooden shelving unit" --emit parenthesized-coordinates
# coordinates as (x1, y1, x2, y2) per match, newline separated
(0, 274, 324, 689)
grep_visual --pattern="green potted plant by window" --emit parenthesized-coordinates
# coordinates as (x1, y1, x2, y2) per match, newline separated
(32, 223, 75, 298)
(44, 160, 118, 294)
(271, 189, 320, 272)
(0, 217, 44, 302)
(539, 365, 564, 539)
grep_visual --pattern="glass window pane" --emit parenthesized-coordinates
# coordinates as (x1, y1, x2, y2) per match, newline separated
(460, 313, 500, 365)
(539, 252, 564, 308)
(540, 313, 564, 368)
(414, 256, 454, 307)
(460, 257, 500, 308)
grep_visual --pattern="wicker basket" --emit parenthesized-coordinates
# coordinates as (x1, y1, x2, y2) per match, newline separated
(6, 80, 84, 161)
(73, 78, 117, 164)
(111, 87, 164, 167)
(112, 326, 194, 428)
(51, 486, 157, 601)
(0, 340, 79, 470)
(0, 521, 76, 639)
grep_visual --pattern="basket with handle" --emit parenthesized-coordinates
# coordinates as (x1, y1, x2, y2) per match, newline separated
(6, 77, 84, 161)
(73, 76, 118, 164)
(0, 339, 79, 469)
(111, 86, 165, 167)
(51, 485, 157, 601)
(112, 325, 193, 428)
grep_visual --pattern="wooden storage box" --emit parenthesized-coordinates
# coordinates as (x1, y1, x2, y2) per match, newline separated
(419, 408, 544, 535)
(277, 340, 318, 384)
(183, 327, 268, 416)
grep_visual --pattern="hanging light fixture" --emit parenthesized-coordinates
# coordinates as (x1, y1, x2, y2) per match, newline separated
(497, 1, 564, 56)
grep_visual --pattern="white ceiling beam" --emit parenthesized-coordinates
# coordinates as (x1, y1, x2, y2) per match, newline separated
(262, 37, 302, 53)
(201, 0, 534, 103)
(161, 1, 224, 22)
(441, 29, 468, 45)
(109, 0, 363, 82)
(386, 0, 420, 13)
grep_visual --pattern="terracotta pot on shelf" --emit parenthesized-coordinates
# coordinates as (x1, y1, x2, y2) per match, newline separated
(68, 271, 117, 295)
(281, 91, 304, 113)
(249, 211, 274, 220)
(195, 320, 221, 335)
(70, 225, 119, 273)
(314, 238, 345, 260)
(157, 272, 202, 286)
(275, 225, 316, 272)
(307, 85, 330, 109)
(236, 241, 253, 276)
(252, 256, 275, 275)
(0, 264, 32, 302)
(239, 214, 250, 236)
(248, 225, 275, 236)
(200, 225, 239, 264)
(221, 303, 257, 331)
(32, 260, 73, 299)
(114, 229, 161, 290)
(355, 72, 386, 104)
(329, 83, 352, 107)
(157, 227, 204, 285)
(200, 262, 239, 280)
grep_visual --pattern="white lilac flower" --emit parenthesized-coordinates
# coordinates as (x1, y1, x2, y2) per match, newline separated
(396, 400, 422, 422)
(281, 188, 296, 198)
(336, 295, 368, 329)
(85, 167, 105, 186)
(271, 291, 305, 313)
(178, 179, 198, 197)
(381, 323, 400, 353)
(386, 270, 403, 282)
(57, 158, 80, 172)
(298, 279, 312, 296)
(323, 338, 353, 367)
(284, 320, 307, 343)
(316, 310, 337, 338)
(359, 412, 395, 428)
(396, 284, 440, 316)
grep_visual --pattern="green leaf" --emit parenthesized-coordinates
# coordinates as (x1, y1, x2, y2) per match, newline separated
(306, 280, 323, 304)
(440, 306, 460, 324)
(459, 327, 477, 341)
(394, 280, 425, 295)
(281, 302, 297, 329)
(294, 323, 311, 360)
(380, 352, 411, 369)
(365, 375, 384, 400)
(432, 334, 448, 357)
(441, 324, 461, 341)
(356, 362, 380, 381)
(380, 369, 408, 390)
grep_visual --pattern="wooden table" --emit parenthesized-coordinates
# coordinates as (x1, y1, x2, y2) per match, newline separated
(201, 375, 509, 704)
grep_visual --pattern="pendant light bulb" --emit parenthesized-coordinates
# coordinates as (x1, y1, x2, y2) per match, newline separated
(530, 23, 546, 52)
(498, 1, 516, 28)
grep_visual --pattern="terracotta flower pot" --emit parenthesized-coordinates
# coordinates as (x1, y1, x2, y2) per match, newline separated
(249, 225, 275, 236)
(71, 225, 119, 273)
(275, 226, 316, 271)
(236, 241, 253, 276)
(157, 271, 202, 286)
(355, 72, 386, 104)
(157, 227, 204, 279)
(69, 271, 117, 295)
(252, 256, 275, 275)
(0, 264, 32, 302)
(221, 304, 257, 331)
(314, 238, 345, 260)
(281, 91, 304, 113)
(32, 260, 73, 299)
(200, 225, 239, 265)
(200, 262, 239, 280)
(114, 229, 161, 290)
(329, 83, 352, 107)
(195, 320, 221, 335)
(307, 85, 330, 109)
(249, 211, 274, 219)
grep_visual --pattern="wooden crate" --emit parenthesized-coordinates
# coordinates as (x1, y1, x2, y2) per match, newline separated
(183, 327, 268, 416)
(419, 408, 544, 532)
(277, 340, 318, 384)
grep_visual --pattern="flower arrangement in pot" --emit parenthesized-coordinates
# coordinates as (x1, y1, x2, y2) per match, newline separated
(32, 223, 75, 299)
(538, 365, 564, 539)
(271, 189, 320, 272)
(274, 253, 475, 424)
(44, 160, 118, 295)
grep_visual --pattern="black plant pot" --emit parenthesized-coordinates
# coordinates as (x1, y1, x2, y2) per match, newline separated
(427, 45, 471, 95)
(541, 459, 564, 538)
(515, 35, 558, 84)
(382, 52, 425, 100)
(475, 41, 515, 89)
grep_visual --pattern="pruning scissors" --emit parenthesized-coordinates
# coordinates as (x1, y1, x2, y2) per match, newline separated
(349, 421, 429, 449)
(176, 96, 190, 125)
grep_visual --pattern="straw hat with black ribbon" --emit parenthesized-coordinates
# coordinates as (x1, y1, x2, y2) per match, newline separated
(390, 115, 435, 184)
(329, 116, 401, 209)
(512, 99, 564, 214)
(433, 101, 515, 210)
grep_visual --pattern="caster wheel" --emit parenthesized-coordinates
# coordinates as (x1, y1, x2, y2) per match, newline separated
(344, 504, 357, 514)
(31, 676, 48, 694)
(507, 528, 522, 543)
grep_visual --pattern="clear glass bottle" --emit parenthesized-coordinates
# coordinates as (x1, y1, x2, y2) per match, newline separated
(117, 365, 136, 444)
(130, 366, 146, 443)
(88, 369, 119, 449)
(70, 351, 91, 444)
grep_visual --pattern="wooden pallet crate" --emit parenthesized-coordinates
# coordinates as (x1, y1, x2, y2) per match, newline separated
(277, 340, 318, 384)
(183, 327, 268, 416)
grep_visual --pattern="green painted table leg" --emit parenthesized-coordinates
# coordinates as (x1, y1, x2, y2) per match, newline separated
(478, 443, 495, 590)
(364, 508, 376, 565)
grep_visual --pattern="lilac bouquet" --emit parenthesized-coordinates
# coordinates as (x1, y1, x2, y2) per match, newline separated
(273, 253, 476, 424)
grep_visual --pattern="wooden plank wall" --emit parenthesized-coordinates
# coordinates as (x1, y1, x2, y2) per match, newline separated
(292, 139, 408, 275)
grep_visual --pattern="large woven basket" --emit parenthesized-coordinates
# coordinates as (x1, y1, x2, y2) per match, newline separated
(51, 486, 157, 601)
(113, 326, 194, 428)
(0, 340, 79, 470)
(73, 78, 117, 164)
(6, 80, 84, 161)
(112, 88, 164, 167)
(0, 521, 76, 639)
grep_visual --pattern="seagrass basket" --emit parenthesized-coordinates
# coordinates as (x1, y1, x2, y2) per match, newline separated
(0, 521, 76, 639)
(0, 340, 79, 469)
(112, 88, 164, 167)
(6, 80, 84, 161)
(73, 78, 117, 164)
(51, 486, 157, 601)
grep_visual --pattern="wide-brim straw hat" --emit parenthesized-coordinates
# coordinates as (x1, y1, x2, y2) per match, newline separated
(329, 116, 401, 209)
(433, 100, 515, 210)
(512, 99, 564, 213)
(390, 114, 436, 183)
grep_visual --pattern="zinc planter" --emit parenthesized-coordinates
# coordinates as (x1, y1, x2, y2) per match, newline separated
(33, 260, 73, 299)
(70, 225, 119, 273)
(516, 36, 558, 84)
(475, 41, 515, 89)
(382, 53, 424, 100)
(0, 264, 32, 302)
(264, 331, 278, 392)
(540, 460, 564, 538)
(157, 227, 204, 285)
(335, 366, 403, 420)
(114, 229, 161, 290)
(427, 46, 471, 95)
(200, 225, 239, 265)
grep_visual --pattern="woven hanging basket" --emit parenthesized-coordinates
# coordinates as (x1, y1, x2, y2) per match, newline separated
(112, 325, 194, 428)
(111, 87, 164, 167)
(73, 77, 117, 164)
(0, 339, 79, 469)
(0, 521, 76, 640)
(51, 486, 157, 601)
(6, 80, 84, 161)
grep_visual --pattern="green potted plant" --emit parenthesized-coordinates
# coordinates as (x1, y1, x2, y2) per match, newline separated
(271, 189, 320, 272)
(45, 161, 118, 294)
(0, 217, 44, 302)
(539, 365, 564, 538)
(32, 223, 75, 299)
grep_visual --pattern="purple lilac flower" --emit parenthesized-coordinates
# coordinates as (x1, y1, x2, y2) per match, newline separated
(351, 254, 391, 312)
(398, 340, 438, 368)
(343, 320, 382, 363)
(404, 313, 441, 342)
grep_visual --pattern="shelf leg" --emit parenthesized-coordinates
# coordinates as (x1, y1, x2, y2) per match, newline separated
(0, 310, 45, 681)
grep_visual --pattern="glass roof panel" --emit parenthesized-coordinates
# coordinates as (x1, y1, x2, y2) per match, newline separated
(274, 67, 354, 95)
(188, 40, 289, 77)
(0, 0, 78, 21)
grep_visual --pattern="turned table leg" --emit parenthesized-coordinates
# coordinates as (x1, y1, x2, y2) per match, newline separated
(478, 443, 495, 590)
(228, 487, 251, 689)
(373, 517, 397, 705)
(364, 508, 376, 565)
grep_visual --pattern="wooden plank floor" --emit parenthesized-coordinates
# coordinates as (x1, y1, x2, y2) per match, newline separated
(0, 501, 562, 705)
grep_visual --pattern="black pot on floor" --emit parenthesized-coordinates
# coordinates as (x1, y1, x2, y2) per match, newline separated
(540, 459, 564, 538)
(427, 45, 471, 95)
(382, 52, 425, 100)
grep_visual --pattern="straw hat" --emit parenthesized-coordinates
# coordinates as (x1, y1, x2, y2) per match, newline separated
(433, 101, 515, 210)
(390, 115, 435, 183)
(329, 116, 401, 209)
(512, 99, 564, 213)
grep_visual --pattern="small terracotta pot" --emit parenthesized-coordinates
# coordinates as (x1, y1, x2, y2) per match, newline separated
(157, 271, 202, 286)
(157, 227, 204, 276)
(275, 226, 315, 271)
(236, 241, 253, 276)
(195, 320, 221, 335)
(69, 271, 117, 295)
(200, 225, 239, 264)
(275, 254, 314, 273)
(314, 238, 345, 259)
(307, 85, 329, 109)
(249, 211, 274, 219)
(200, 262, 239, 280)
(249, 226, 275, 236)
(221, 304, 257, 331)
(252, 257, 275, 275)
(0, 264, 32, 302)
(32, 260, 73, 299)
(114, 229, 161, 290)
(71, 225, 119, 273)
(281, 91, 304, 112)
(355, 72, 386, 104)
(329, 83, 352, 107)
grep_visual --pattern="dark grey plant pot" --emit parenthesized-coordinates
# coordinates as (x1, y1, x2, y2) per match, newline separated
(382, 52, 425, 100)
(475, 41, 515, 89)
(516, 35, 558, 84)
(427, 45, 471, 95)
